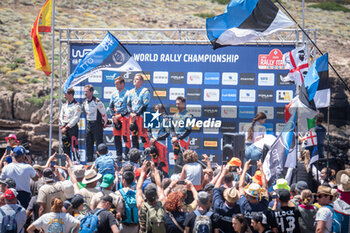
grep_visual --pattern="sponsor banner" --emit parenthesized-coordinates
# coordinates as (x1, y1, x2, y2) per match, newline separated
(204, 72, 220, 85)
(263, 123, 274, 133)
(170, 72, 185, 84)
(78, 149, 86, 163)
(78, 118, 86, 130)
(73, 86, 85, 99)
(153, 88, 167, 99)
(169, 104, 177, 114)
(208, 153, 219, 163)
(186, 104, 202, 117)
(275, 107, 285, 119)
(203, 105, 219, 117)
(143, 72, 151, 81)
(169, 88, 185, 100)
(258, 73, 275, 86)
(203, 126, 220, 134)
(203, 138, 218, 149)
(187, 72, 203, 84)
(257, 106, 274, 119)
(78, 138, 85, 147)
(220, 121, 236, 133)
(169, 152, 175, 165)
(258, 49, 286, 70)
(222, 72, 238, 85)
(238, 106, 255, 119)
(276, 73, 291, 85)
(186, 88, 202, 101)
(239, 89, 256, 102)
(87, 70, 103, 83)
(238, 122, 251, 134)
(153, 71, 168, 84)
(221, 89, 237, 102)
(276, 90, 293, 103)
(103, 70, 120, 83)
(104, 135, 115, 146)
(93, 86, 102, 99)
(276, 123, 286, 136)
(120, 71, 135, 83)
(239, 73, 255, 85)
(103, 86, 115, 99)
(189, 137, 201, 150)
(221, 105, 237, 118)
(204, 89, 220, 102)
(257, 90, 274, 102)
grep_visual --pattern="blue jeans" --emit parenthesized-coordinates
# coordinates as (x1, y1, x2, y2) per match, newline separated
(245, 144, 262, 175)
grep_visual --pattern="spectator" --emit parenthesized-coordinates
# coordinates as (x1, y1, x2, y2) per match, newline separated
(90, 195, 120, 233)
(93, 143, 117, 177)
(72, 165, 86, 189)
(30, 165, 45, 198)
(180, 150, 203, 190)
(27, 198, 80, 233)
(232, 214, 252, 233)
(315, 184, 334, 233)
(165, 191, 187, 233)
(238, 160, 278, 233)
(333, 169, 350, 233)
(0, 188, 26, 233)
(319, 167, 336, 188)
(315, 113, 326, 159)
(272, 189, 300, 233)
(90, 174, 119, 210)
(213, 165, 241, 233)
(0, 134, 19, 167)
(136, 161, 166, 233)
(37, 168, 65, 216)
(128, 148, 142, 168)
(115, 171, 138, 233)
(0, 146, 38, 208)
(297, 189, 317, 233)
(183, 191, 219, 233)
(250, 213, 272, 233)
(80, 169, 102, 204)
(292, 181, 309, 206)
(244, 112, 267, 146)
(0, 178, 16, 194)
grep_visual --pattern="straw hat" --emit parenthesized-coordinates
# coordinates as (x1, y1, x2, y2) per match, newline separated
(244, 183, 262, 199)
(223, 187, 239, 203)
(315, 185, 333, 196)
(82, 169, 102, 184)
(336, 170, 350, 192)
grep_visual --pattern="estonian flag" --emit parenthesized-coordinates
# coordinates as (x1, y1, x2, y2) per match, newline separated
(206, 0, 294, 48)
(304, 53, 330, 108)
(63, 32, 141, 93)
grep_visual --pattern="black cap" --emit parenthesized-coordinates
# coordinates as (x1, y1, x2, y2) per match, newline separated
(71, 194, 85, 209)
(0, 178, 16, 189)
(278, 189, 291, 202)
(97, 143, 108, 154)
(102, 195, 114, 203)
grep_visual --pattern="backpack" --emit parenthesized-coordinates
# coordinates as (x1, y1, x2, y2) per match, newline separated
(331, 200, 350, 233)
(143, 201, 166, 233)
(0, 207, 22, 233)
(193, 210, 213, 233)
(79, 209, 104, 233)
(120, 189, 139, 224)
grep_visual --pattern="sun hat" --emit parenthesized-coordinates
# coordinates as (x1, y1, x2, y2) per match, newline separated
(315, 185, 333, 196)
(273, 178, 290, 191)
(228, 157, 242, 167)
(5, 134, 19, 143)
(82, 169, 102, 184)
(72, 165, 85, 179)
(223, 187, 239, 203)
(252, 171, 263, 186)
(62, 180, 75, 199)
(244, 183, 262, 199)
(100, 174, 114, 188)
(336, 170, 350, 192)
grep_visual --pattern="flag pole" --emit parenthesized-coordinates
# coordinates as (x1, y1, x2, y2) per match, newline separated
(275, 0, 350, 93)
(48, 0, 55, 157)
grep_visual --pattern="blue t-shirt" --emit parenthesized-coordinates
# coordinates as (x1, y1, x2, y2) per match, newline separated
(95, 154, 115, 177)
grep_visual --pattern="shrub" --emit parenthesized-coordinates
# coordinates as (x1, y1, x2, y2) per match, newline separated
(211, 0, 230, 5)
(195, 13, 216, 18)
(14, 58, 25, 63)
(309, 2, 350, 12)
(7, 63, 18, 70)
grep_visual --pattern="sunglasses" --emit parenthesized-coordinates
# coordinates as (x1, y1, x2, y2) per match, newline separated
(317, 194, 329, 198)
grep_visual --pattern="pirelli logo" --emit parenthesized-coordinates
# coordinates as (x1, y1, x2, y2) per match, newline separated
(170, 107, 178, 114)
(153, 90, 167, 97)
(144, 74, 151, 81)
(204, 140, 217, 147)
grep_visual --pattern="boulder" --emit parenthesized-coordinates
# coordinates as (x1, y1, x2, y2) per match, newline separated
(13, 93, 39, 121)
(0, 91, 14, 119)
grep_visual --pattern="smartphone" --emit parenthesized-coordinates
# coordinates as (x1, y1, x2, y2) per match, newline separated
(229, 166, 237, 172)
(60, 154, 66, 166)
(250, 160, 257, 166)
(146, 161, 151, 167)
(177, 180, 185, 185)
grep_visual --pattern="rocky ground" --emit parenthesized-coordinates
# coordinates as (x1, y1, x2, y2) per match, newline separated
(0, 0, 349, 160)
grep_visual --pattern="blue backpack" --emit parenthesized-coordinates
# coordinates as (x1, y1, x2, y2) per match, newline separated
(79, 209, 104, 233)
(0, 207, 22, 233)
(323, 203, 350, 233)
(120, 189, 139, 224)
(193, 210, 213, 233)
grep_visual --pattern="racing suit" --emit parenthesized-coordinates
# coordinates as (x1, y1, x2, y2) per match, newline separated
(148, 115, 170, 174)
(59, 99, 81, 162)
(109, 88, 130, 162)
(128, 87, 150, 149)
(82, 96, 107, 162)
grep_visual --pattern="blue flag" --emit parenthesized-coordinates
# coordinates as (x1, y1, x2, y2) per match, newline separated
(206, 0, 294, 48)
(263, 110, 297, 185)
(63, 32, 141, 93)
(304, 53, 330, 108)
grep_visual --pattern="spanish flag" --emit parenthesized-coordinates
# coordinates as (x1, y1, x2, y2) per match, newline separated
(31, 0, 52, 76)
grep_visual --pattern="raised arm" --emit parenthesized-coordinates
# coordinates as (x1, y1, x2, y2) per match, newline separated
(215, 165, 229, 188)
(136, 161, 148, 209)
(239, 160, 251, 196)
(151, 162, 166, 205)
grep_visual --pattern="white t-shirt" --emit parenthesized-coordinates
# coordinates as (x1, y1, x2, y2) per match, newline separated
(33, 212, 79, 233)
(0, 163, 36, 193)
(244, 123, 266, 144)
(316, 206, 333, 233)
(0, 204, 26, 233)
